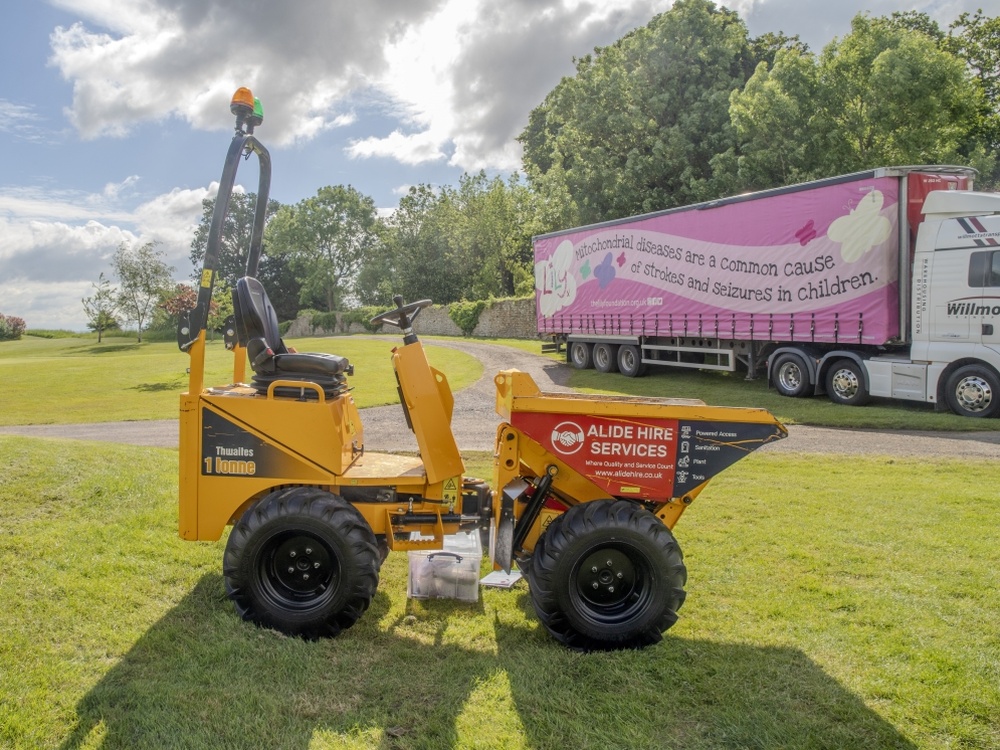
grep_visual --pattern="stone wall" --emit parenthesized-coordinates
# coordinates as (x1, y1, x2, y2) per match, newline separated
(285, 297, 540, 339)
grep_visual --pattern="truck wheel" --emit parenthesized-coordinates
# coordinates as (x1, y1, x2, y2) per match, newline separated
(593, 343, 619, 373)
(825, 359, 871, 406)
(772, 353, 810, 398)
(617, 344, 648, 378)
(223, 487, 380, 639)
(569, 341, 593, 370)
(528, 500, 687, 651)
(946, 365, 1000, 418)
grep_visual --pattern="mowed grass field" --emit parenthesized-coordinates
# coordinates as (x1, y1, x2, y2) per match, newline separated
(0, 441, 996, 749)
(0, 332, 997, 748)
(0, 334, 482, 424)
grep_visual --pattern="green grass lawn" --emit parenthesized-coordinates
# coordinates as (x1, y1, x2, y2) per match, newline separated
(1, 438, 996, 749)
(3, 331, 998, 431)
(0, 334, 482, 425)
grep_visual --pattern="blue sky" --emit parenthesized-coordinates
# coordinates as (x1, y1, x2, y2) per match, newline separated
(2, 0, 997, 330)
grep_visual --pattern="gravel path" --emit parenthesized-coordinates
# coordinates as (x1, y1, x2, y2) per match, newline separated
(2, 339, 999, 459)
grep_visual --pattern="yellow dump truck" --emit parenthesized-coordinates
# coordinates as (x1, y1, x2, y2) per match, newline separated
(177, 89, 787, 651)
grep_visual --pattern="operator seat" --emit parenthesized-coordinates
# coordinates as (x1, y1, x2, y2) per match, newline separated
(233, 276, 352, 398)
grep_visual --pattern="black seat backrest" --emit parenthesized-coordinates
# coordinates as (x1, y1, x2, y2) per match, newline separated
(234, 276, 286, 371)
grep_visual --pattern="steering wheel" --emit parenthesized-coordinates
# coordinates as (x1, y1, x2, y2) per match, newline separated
(369, 295, 433, 330)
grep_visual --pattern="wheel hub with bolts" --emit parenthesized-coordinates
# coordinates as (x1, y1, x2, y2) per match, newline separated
(577, 549, 635, 606)
(956, 376, 992, 412)
(831, 367, 860, 399)
(778, 362, 802, 391)
(272, 536, 333, 595)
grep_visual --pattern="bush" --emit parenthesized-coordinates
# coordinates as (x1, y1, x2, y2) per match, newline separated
(310, 312, 338, 332)
(343, 306, 387, 333)
(25, 329, 79, 339)
(448, 300, 487, 337)
(0, 314, 26, 341)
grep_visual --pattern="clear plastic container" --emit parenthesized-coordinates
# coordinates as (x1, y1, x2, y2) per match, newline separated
(407, 532, 482, 602)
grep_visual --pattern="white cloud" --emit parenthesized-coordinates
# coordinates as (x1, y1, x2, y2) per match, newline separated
(45, 0, 668, 171)
(0, 279, 98, 331)
(0, 100, 47, 142)
(0, 180, 215, 330)
(348, 130, 448, 165)
(48, 0, 446, 145)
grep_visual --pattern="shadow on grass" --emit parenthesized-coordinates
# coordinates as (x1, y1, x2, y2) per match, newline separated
(131, 380, 182, 392)
(59, 577, 914, 750)
(76, 343, 143, 355)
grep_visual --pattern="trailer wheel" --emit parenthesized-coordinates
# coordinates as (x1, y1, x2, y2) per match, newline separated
(617, 344, 647, 378)
(223, 487, 380, 639)
(945, 365, 1000, 418)
(593, 343, 619, 373)
(825, 359, 871, 406)
(772, 353, 810, 398)
(569, 342, 593, 370)
(528, 500, 686, 651)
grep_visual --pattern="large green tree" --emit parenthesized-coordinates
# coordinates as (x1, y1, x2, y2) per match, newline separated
(357, 184, 460, 307)
(730, 13, 992, 190)
(946, 10, 1000, 185)
(189, 192, 301, 321)
(440, 172, 537, 300)
(818, 14, 981, 170)
(357, 174, 539, 307)
(519, 0, 761, 224)
(265, 185, 380, 312)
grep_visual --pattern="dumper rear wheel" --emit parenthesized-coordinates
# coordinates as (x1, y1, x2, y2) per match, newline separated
(528, 500, 686, 651)
(224, 487, 380, 639)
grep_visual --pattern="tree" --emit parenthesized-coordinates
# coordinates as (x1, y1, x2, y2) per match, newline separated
(207, 285, 233, 339)
(946, 10, 1000, 186)
(816, 14, 981, 171)
(440, 172, 537, 300)
(81, 272, 119, 343)
(357, 184, 460, 306)
(729, 13, 990, 189)
(727, 47, 822, 189)
(265, 185, 381, 312)
(519, 0, 757, 223)
(113, 241, 174, 342)
(357, 174, 541, 308)
(189, 192, 301, 321)
(157, 283, 228, 339)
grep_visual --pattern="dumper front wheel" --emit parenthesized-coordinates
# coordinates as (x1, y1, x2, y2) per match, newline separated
(224, 487, 380, 639)
(528, 500, 686, 651)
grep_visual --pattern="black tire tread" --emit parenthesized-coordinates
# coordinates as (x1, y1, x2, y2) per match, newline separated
(223, 487, 379, 639)
(527, 500, 686, 651)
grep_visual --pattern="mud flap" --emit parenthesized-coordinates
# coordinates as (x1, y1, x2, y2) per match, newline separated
(491, 491, 517, 574)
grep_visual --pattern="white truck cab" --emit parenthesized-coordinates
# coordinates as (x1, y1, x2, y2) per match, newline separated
(866, 190, 1000, 416)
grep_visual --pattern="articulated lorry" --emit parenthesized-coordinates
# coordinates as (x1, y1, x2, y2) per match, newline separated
(534, 166, 1000, 418)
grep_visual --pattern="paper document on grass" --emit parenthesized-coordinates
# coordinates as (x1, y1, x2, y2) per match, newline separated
(480, 569, 523, 588)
